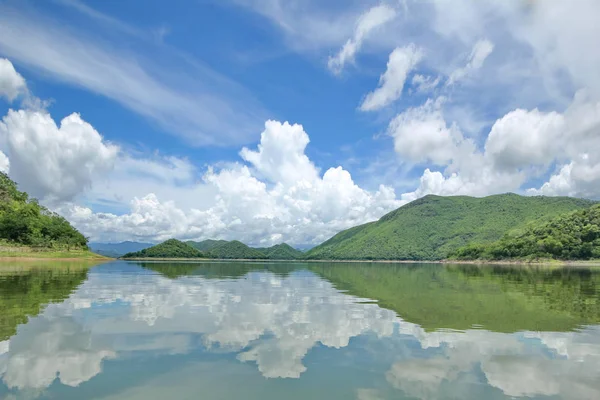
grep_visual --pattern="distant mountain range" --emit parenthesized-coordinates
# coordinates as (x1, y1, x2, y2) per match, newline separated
(89, 241, 153, 258)
(109, 193, 600, 261)
(121, 239, 305, 260)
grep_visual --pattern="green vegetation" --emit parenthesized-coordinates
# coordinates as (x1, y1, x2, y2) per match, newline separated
(452, 204, 600, 261)
(306, 193, 595, 260)
(0, 263, 90, 340)
(310, 262, 600, 332)
(0, 173, 88, 251)
(186, 239, 229, 251)
(261, 243, 304, 260)
(207, 240, 267, 259)
(122, 239, 206, 258)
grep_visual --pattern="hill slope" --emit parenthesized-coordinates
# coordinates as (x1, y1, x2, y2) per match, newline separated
(186, 239, 229, 251)
(207, 240, 267, 259)
(305, 194, 595, 261)
(0, 172, 88, 251)
(122, 239, 205, 258)
(263, 243, 304, 259)
(452, 204, 600, 260)
(89, 241, 153, 258)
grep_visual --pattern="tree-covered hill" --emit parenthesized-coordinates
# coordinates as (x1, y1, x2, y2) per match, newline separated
(207, 240, 267, 259)
(451, 204, 600, 260)
(186, 239, 229, 252)
(122, 239, 205, 258)
(0, 172, 88, 250)
(262, 243, 304, 260)
(305, 194, 596, 261)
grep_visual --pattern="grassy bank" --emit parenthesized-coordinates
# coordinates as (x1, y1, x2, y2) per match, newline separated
(0, 243, 110, 261)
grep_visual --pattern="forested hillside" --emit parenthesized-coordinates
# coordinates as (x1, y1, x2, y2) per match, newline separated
(186, 239, 228, 251)
(122, 239, 205, 258)
(451, 204, 600, 260)
(207, 240, 267, 259)
(261, 243, 304, 260)
(305, 194, 595, 260)
(0, 172, 88, 250)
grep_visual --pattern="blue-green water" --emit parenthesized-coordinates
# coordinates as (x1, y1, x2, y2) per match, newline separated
(0, 261, 599, 399)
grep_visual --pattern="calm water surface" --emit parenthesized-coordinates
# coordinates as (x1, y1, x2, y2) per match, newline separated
(0, 260, 599, 399)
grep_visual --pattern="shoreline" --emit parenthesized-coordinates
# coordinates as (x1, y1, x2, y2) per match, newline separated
(119, 257, 600, 267)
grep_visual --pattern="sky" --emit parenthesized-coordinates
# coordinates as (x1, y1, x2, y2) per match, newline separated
(0, 0, 599, 246)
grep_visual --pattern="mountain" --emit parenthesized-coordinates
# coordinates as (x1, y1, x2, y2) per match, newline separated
(89, 241, 153, 258)
(262, 243, 304, 260)
(122, 239, 205, 258)
(207, 240, 268, 259)
(451, 204, 600, 260)
(305, 193, 596, 261)
(186, 239, 229, 252)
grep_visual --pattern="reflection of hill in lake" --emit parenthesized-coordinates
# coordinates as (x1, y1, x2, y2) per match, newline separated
(138, 261, 300, 279)
(310, 263, 600, 333)
(0, 263, 90, 340)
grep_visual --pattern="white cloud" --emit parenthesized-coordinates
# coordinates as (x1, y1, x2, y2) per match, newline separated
(387, 97, 466, 165)
(240, 120, 319, 185)
(0, 4, 266, 146)
(0, 150, 9, 173)
(411, 74, 440, 93)
(53, 120, 402, 244)
(447, 39, 494, 85)
(360, 45, 422, 111)
(485, 108, 566, 171)
(0, 58, 26, 102)
(328, 4, 397, 75)
(0, 109, 119, 201)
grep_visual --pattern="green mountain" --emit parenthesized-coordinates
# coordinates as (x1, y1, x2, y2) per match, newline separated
(122, 239, 205, 258)
(262, 243, 304, 259)
(0, 172, 87, 250)
(186, 239, 229, 251)
(305, 193, 596, 261)
(452, 204, 600, 260)
(207, 240, 267, 259)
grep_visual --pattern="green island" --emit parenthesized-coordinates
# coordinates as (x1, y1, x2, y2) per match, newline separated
(0, 173, 106, 260)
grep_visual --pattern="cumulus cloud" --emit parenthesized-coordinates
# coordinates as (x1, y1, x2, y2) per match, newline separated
(55, 120, 402, 244)
(387, 97, 466, 165)
(328, 4, 397, 75)
(485, 108, 566, 171)
(0, 58, 27, 102)
(360, 45, 422, 111)
(447, 39, 494, 85)
(0, 109, 119, 201)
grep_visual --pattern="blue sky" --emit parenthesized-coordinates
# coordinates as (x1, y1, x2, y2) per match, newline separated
(1, 0, 599, 245)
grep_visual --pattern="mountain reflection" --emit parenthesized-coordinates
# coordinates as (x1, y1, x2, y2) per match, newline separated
(0, 261, 599, 399)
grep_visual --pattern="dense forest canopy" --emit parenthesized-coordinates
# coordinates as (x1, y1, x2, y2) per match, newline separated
(122, 239, 206, 258)
(0, 173, 88, 249)
(451, 204, 600, 260)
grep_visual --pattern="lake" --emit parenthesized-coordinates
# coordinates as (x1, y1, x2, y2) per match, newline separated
(0, 260, 599, 399)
